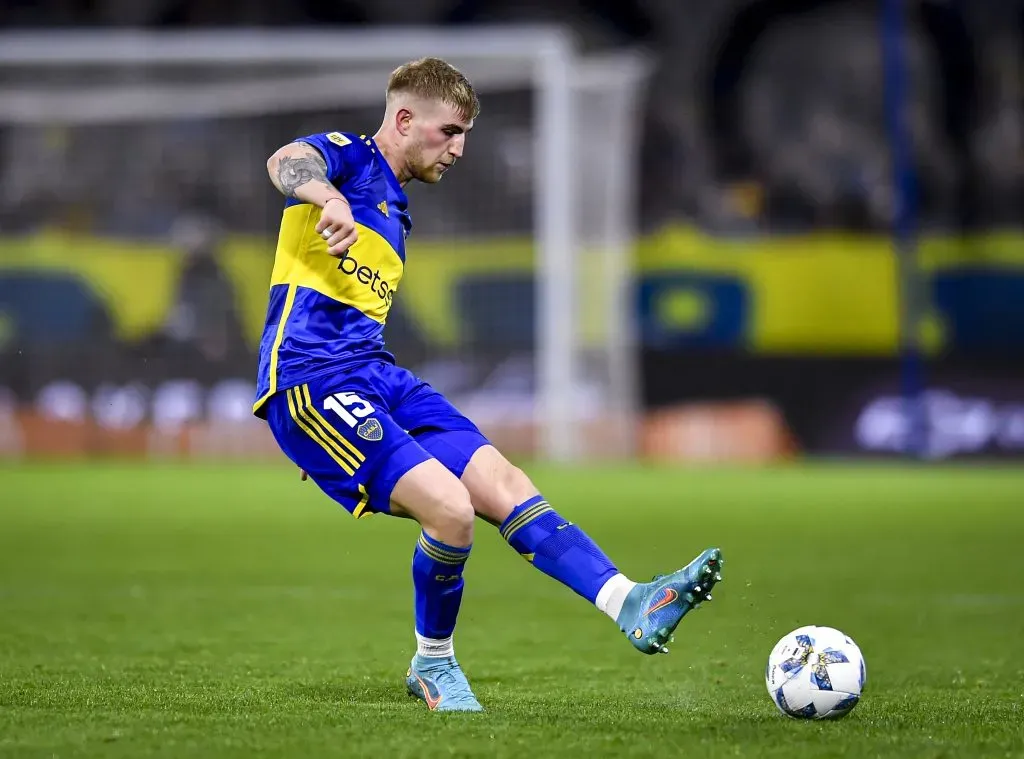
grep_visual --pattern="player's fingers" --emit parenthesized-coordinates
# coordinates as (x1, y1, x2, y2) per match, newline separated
(317, 216, 347, 235)
(325, 227, 351, 248)
(300, 469, 308, 481)
(327, 227, 357, 249)
(329, 231, 359, 257)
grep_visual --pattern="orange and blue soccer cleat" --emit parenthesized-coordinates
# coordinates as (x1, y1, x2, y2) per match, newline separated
(615, 548, 724, 655)
(406, 654, 483, 712)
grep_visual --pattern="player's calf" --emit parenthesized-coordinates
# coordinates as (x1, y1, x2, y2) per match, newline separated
(461, 446, 624, 612)
(389, 457, 480, 704)
(459, 446, 723, 652)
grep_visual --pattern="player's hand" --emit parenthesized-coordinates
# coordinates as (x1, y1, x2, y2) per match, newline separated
(316, 197, 358, 257)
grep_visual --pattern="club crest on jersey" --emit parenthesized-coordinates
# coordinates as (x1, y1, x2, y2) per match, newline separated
(357, 418, 384, 442)
(326, 132, 351, 146)
(377, 200, 389, 217)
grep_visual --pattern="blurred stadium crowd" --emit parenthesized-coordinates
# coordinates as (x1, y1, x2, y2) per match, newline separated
(0, 0, 1022, 461)
(1, 0, 1020, 238)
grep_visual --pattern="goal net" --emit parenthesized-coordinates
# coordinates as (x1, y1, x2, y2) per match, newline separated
(0, 28, 650, 462)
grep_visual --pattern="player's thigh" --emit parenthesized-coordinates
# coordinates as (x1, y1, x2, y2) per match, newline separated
(459, 444, 540, 526)
(265, 380, 432, 519)
(389, 370, 491, 480)
(389, 458, 475, 545)
(389, 370, 534, 524)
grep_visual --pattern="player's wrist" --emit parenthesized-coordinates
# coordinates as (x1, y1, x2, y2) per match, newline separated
(324, 196, 350, 208)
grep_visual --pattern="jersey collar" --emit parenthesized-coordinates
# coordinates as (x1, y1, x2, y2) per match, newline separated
(369, 138, 408, 203)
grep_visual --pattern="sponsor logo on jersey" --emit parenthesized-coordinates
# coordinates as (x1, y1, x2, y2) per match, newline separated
(336, 250, 396, 307)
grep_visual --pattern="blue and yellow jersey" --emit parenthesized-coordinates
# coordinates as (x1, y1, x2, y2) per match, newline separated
(253, 132, 412, 417)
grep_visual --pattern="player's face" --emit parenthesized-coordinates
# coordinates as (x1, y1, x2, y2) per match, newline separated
(406, 101, 473, 184)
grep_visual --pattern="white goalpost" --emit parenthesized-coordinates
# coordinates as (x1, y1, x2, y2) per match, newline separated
(0, 27, 650, 462)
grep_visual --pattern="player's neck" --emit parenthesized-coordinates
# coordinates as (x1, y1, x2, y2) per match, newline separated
(372, 130, 412, 187)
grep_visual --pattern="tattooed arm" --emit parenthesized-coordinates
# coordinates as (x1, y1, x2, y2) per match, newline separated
(267, 141, 358, 256)
(266, 142, 349, 208)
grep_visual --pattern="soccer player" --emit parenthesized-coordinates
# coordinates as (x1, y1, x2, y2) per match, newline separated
(254, 57, 723, 712)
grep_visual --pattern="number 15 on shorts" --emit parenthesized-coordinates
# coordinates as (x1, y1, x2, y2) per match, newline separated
(324, 392, 374, 428)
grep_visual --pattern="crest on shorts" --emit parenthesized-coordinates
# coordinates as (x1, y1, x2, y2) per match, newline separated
(357, 418, 383, 442)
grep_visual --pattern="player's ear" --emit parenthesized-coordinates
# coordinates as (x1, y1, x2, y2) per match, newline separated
(395, 107, 414, 136)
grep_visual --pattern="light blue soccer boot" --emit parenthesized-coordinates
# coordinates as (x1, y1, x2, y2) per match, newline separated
(406, 654, 484, 712)
(615, 548, 724, 655)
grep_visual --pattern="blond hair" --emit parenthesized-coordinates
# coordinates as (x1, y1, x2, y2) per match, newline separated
(386, 57, 480, 121)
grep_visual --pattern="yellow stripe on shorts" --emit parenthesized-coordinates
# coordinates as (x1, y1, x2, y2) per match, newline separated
(352, 485, 372, 519)
(286, 387, 358, 475)
(300, 384, 366, 464)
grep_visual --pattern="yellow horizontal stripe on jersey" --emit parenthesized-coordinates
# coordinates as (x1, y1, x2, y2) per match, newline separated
(271, 203, 402, 323)
(286, 387, 356, 476)
(299, 384, 365, 463)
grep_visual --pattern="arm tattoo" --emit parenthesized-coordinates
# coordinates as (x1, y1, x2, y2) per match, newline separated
(274, 149, 330, 197)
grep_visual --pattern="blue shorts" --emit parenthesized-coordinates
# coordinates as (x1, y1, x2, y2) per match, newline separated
(264, 362, 490, 518)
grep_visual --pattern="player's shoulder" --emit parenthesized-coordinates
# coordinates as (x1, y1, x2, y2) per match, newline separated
(322, 131, 360, 149)
(302, 131, 368, 151)
(294, 131, 374, 177)
(295, 130, 368, 156)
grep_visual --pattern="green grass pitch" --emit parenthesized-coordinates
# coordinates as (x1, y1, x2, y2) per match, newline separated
(1, 462, 1022, 758)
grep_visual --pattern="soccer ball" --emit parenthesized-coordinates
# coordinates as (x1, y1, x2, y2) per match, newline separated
(765, 625, 866, 720)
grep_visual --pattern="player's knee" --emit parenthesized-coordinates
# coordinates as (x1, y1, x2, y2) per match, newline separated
(421, 472, 476, 544)
(427, 483, 475, 546)
(495, 462, 537, 508)
(468, 450, 538, 524)
(391, 460, 476, 546)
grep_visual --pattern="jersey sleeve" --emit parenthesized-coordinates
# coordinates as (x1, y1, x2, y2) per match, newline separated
(294, 131, 361, 184)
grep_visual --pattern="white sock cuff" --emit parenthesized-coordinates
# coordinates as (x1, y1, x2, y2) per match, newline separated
(415, 632, 455, 659)
(595, 573, 637, 622)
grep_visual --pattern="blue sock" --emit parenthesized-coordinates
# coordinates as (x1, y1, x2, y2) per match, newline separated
(412, 531, 471, 641)
(500, 495, 618, 603)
